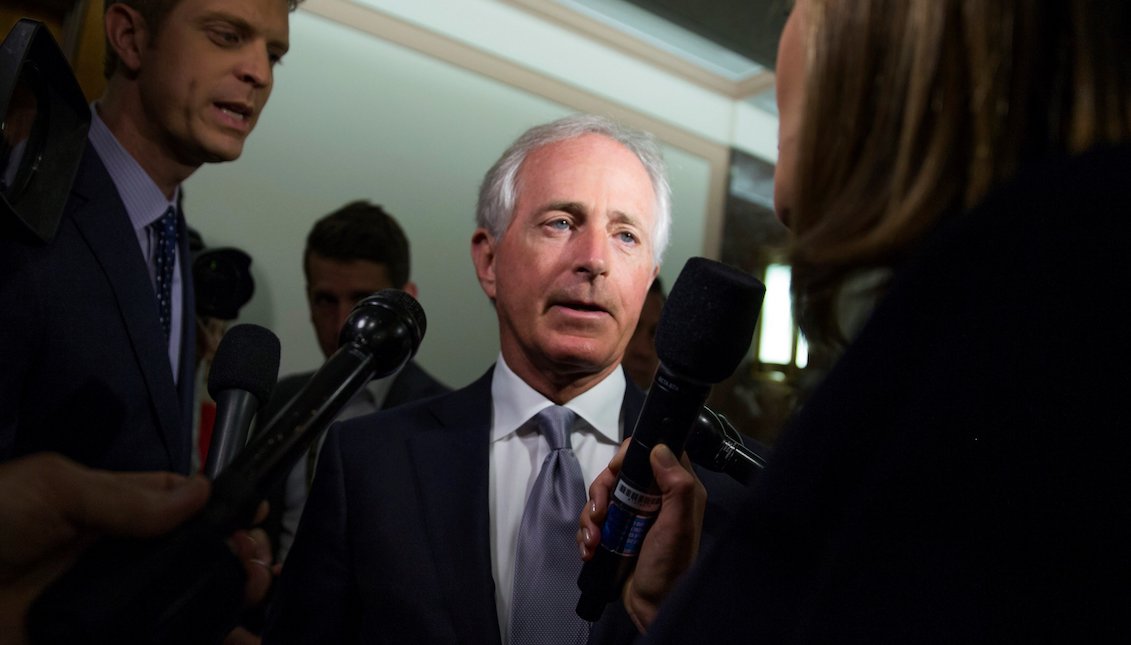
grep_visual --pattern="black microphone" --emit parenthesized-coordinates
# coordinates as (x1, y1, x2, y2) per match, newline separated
(203, 324, 280, 479)
(684, 405, 768, 486)
(576, 257, 765, 622)
(27, 289, 426, 645)
(203, 288, 426, 529)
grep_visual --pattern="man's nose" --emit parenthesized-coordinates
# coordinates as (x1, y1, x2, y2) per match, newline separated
(236, 47, 271, 88)
(573, 227, 609, 277)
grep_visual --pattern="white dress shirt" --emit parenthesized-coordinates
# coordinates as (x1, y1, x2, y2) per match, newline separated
(488, 354, 624, 643)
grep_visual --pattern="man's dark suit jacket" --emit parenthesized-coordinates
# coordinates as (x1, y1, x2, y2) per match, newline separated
(641, 145, 1131, 643)
(264, 367, 752, 644)
(256, 359, 450, 560)
(0, 146, 196, 473)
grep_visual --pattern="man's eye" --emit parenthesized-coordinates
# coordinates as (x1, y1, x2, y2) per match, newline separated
(548, 219, 571, 231)
(617, 231, 638, 244)
(209, 29, 241, 47)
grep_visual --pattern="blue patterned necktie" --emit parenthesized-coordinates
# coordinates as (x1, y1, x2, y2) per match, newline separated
(509, 406, 591, 645)
(153, 207, 177, 339)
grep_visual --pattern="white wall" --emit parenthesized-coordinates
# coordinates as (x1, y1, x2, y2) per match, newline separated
(185, 10, 720, 388)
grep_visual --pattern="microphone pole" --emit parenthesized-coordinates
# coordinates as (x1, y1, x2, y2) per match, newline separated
(27, 289, 427, 645)
(576, 258, 765, 622)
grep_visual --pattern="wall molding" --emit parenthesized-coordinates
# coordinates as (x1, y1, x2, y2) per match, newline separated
(302, 0, 733, 257)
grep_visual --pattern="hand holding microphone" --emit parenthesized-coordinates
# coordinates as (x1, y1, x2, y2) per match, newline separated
(575, 257, 764, 622)
(26, 290, 428, 644)
(579, 438, 707, 632)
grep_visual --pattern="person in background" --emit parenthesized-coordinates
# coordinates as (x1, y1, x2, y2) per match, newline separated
(621, 277, 665, 391)
(257, 200, 449, 562)
(580, 0, 1131, 640)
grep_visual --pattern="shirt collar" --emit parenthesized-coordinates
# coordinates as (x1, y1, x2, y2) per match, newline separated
(490, 353, 625, 444)
(87, 104, 179, 231)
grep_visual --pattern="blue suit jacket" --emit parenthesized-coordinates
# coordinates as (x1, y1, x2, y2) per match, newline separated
(0, 146, 196, 473)
(265, 367, 752, 644)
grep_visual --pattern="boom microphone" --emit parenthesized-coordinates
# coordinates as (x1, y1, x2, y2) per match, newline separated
(27, 289, 427, 645)
(576, 257, 764, 621)
(203, 324, 280, 479)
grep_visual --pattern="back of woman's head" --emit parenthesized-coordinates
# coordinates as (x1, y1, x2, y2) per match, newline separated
(790, 0, 1131, 345)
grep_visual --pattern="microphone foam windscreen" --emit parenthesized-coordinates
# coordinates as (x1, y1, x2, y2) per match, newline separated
(207, 324, 281, 403)
(655, 257, 766, 383)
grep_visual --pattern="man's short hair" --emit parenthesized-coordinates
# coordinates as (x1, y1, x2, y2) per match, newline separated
(102, 0, 304, 78)
(304, 200, 411, 289)
(476, 114, 672, 266)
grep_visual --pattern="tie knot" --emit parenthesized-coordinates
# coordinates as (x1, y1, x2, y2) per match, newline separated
(156, 206, 176, 233)
(534, 406, 575, 451)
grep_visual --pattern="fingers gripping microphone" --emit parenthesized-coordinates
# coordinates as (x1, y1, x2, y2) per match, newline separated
(576, 257, 765, 621)
(203, 324, 281, 479)
(27, 290, 426, 645)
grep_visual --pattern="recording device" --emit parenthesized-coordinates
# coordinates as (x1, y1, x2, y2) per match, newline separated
(193, 245, 255, 321)
(576, 257, 764, 622)
(203, 324, 281, 479)
(0, 19, 89, 243)
(27, 289, 427, 644)
(685, 405, 768, 486)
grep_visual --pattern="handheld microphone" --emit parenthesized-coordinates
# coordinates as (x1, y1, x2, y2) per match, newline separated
(27, 289, 426, 645)
(205, 288, 426, 529)
(203, 324, 280, 479)
(576, 257, 764, 622)
(684, 405, 768, 486)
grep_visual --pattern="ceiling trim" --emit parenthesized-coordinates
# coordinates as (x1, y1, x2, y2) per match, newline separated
(502, 0, 773, 99)
(736, 72, 775, 99)
(300, 0, 733, 259)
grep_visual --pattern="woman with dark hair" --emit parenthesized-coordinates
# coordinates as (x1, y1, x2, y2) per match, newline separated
(580, 1, 1131, 640)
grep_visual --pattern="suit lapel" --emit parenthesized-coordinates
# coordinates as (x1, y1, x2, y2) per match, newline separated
(67, 149, 183, 470)
(407, 370, 502, 645)
(621, 374, 646, 434)
(383, 361, 422, 409)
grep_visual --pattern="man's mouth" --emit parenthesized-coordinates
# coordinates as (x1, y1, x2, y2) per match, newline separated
(555, 300, 609, 315)
(216, 102, 253, 122)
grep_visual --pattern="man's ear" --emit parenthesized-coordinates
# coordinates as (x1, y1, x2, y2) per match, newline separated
(104, 3, 148, 75)
(470, 228, 498, 301)
(401, 281, 419, 300)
